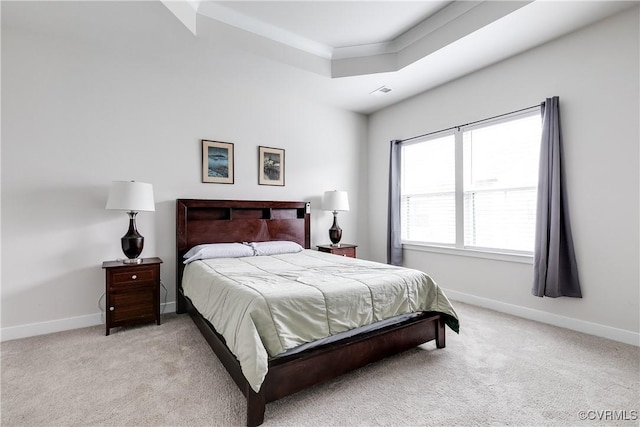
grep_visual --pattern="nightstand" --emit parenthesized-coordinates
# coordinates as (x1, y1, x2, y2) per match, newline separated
(102, 257, 163, 336)
(316, 244, 357, 258)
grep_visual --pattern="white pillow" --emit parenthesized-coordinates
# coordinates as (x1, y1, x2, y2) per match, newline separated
(250, 241, 304, 256)
(183, 243, 254, 264)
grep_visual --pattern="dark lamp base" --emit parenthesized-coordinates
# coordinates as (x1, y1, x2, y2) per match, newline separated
(121, 211, 145, 261)
(328, 212, 343, 245)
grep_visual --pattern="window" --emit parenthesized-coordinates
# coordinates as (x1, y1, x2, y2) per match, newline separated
(400, 109, 542, 254)
(401, 133, 456, 244)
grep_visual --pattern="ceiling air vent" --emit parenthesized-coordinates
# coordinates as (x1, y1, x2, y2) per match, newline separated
(370, 86, 392, 96)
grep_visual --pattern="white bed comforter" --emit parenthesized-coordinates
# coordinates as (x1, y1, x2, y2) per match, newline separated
(182, 249, 458, 392)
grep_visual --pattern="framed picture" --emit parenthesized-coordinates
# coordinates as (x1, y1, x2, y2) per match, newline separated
(202, 140, 234, 184)
(258, 146, 285, 186)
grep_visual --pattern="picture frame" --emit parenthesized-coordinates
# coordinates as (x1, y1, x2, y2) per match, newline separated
(258, 146, 285, 186)
(202, 140, 234, 184)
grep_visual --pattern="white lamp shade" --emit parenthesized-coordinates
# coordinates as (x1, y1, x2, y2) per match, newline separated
(322, 190, 349, 212)
(106, 181, 155, 212)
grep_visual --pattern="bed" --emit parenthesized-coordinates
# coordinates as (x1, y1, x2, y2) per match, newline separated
(176, 199, 458, 426)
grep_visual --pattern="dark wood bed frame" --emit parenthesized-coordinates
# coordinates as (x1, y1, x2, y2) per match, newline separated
(175, 199, 446, 426)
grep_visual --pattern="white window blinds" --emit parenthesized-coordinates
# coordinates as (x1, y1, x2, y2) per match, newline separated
(401, 133, 456, 244)
(463, 114, 541, 252)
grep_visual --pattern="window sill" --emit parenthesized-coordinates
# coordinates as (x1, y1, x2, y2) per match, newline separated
(402, 243, 533, 265)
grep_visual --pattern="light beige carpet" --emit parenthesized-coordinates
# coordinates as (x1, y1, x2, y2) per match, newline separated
(1, 302, 638, 426)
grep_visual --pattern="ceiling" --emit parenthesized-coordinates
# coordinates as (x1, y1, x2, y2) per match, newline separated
(5, 1, 635, 115)
(161, 0, 635, 114)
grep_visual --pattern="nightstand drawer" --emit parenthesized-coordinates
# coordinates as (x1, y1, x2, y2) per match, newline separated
(110, 268, 156, 287)
(329, 247, 355, 257)
(316, 244, 357, 258)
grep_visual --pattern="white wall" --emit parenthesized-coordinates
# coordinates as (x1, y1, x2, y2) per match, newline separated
(368, 8, 639, 343)
(3, 2, 638, 345)
(1, 2, 368, 337)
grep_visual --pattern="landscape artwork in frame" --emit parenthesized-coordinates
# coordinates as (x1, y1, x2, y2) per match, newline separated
(258, 146, 285, 186)
(202, 140, 234, 184)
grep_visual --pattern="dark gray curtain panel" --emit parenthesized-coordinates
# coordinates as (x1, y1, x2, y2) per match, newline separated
(532, 97, 582, 298)
(387, 140, 403, 266)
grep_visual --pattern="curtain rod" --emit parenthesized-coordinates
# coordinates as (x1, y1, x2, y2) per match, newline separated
(397, 103, 541, 144)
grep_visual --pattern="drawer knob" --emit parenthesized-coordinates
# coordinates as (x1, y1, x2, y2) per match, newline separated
(131, 275, 137, 280)
(109, 306, 115, 311)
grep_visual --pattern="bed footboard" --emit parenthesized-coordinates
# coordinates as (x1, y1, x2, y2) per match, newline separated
(262, 312, 444, 402)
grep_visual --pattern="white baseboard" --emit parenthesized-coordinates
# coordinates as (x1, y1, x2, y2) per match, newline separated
(443, 288, 640, 347)
(0, 301, 177, 342)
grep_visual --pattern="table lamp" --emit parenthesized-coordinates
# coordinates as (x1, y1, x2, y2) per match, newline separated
(322, 190, 349, 246)
(106, 181, 155, 263)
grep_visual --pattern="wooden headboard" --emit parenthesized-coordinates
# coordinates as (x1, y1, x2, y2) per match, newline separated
(175, 199, 310, 312)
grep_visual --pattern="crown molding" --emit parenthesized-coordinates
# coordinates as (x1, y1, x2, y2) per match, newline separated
(189, 1, 531, 78)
